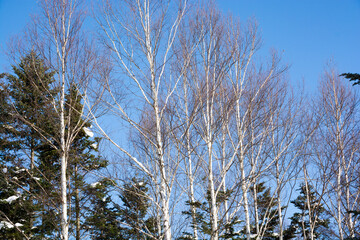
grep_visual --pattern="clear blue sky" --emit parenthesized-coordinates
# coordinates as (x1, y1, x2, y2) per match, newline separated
(0, 0, 38, 71)
(218, 0, 360, 92)
(1, 0, 359, 92)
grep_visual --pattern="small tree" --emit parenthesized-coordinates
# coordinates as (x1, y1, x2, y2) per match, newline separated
(85, 179, 121, 240)
(0, 166, 35, 239)
(117, 178, 158, 239)
(252, 182, 284, 240)
(179, 189, 241, 240)
(284, 184, 329, 240)
(86, 178, 158, 240)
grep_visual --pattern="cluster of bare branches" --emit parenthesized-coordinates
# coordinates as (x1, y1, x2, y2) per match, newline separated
(90, 1, 312, 239)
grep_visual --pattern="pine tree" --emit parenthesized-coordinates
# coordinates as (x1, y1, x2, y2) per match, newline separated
(34, 84, 107, 239)
(0, 52, 58, 239)
(86, 178, 158, 240)
(253, 182, 283, 240)
(284, 183, 329, 240)
(65, 84, 107, 240)
(178, 188, 241, 240)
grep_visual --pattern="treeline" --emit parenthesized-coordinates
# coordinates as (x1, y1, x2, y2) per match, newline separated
(0, 0, 359, 240)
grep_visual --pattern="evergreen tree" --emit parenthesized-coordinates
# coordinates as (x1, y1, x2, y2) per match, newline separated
(85, 178, 121, 240)
(178, 189, 241, 240)
(34, 84, 107, 239)
(284, 183, 329, 240)
(65, 84, 107, 240)
(6, 51, 57, 170)
(235, 183, 284, 240)
(345, 210, 360, 240)
(0, 76, 14, 159)
(117, 178, 158, 239)
(86, 178, 158, 240)
(0, 166, 33, 239)
(251, 182, 283, 240)
(1, 53, 105, 239)
(0, 52, 58, 239)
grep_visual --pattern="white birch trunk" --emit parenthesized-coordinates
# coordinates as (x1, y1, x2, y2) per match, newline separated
(241, 165, 251, 240)
(221, 122, 229, 233)
(60, 3, 68, 238)
(60, 1, 69, 237)
(184, 79, 199, 240)
(303, 169, 314, 240)
(253, 183, 260, 235)
(336, 104, 344, 240)
(208, 141, 219, 240)
(276, 163, 283, 240)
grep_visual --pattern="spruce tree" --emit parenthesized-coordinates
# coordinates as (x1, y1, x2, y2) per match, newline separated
(284, 183, 329, 240)
(0, 52, 58, 239)
(34, 84, 107, 239)
(6, 51, 57, 170)
(236, 183, 283, 240)
(178, 188, 240, 240)
(117, 178, 158, 239)
(65, 84, 107, 240)
(340, 73, 360, 85)
(86, 178, 158, 240)
(1, 52, 105, 239)
(253, 182, 283, 240)
(85, 178, 122, 240)
(0, 167, 33, 239)
(0, 85, 33, 238)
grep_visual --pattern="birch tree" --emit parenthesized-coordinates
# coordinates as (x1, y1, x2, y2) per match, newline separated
(312, 68, 360, 239)
(227, 38, 284, 240)
(22, 0, 102, 239)
(190, 9, 234, 240)
(173, 6, 294, 239)
(94, 0, 194, 239)
(263, 82, 311, 240)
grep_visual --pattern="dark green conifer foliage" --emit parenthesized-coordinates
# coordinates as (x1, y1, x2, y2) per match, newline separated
(236, 183, 283, 240)
(1, 52, 105, 239)
(0, 78, 14, 157)
(86, 178, 158, 240)
(178, 189, 241, 240)
(340, 73, 360, 85)
(0, 167, 33, 239)
(117, 178, 158, 239)
(345, 210, 360, 240)
(252, 182, 283, 240)
(65, 84, 107, 240)
(178, 199, 204, 240)
(0, 52, 58, 239)
(85, 179, 122, 240)
(284, 184, 329, 240)
(6, 51, 57, 169)
(34, 84, 106, 239)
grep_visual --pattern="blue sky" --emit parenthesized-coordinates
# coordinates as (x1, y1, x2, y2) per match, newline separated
(1, 0, 359, 93)
(0, 0, 38, 70)
(218, 0, 360, 92)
